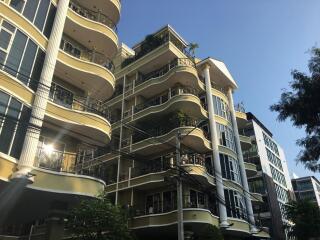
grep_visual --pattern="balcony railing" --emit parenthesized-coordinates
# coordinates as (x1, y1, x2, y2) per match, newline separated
(35, 146, 76, 173)
(130, 200, 217, 217)
(121, 30, 192, 68)
(69, 1, 117, 32)
(135, 58, 196, 86)
(133, 86, 200, 115)
(49, 83, 110, 120)
(235, 103, 246, 113)
(60, 37, 115, 72)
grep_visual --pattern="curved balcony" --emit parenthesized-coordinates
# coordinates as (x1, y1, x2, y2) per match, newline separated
(239, 135, 252, 150)
(250, 192, 263, 203)
(0, 154, 16, 182)
(65, 1, 118, 58)
(130, 207, 219, 231)
(56, 40, 115, 100)
(244, 162, 258, 177)
(235, 104, 248, 128)
(114, 86, 207, 128)
(45, 100, 111, 146)
(73, 0, 121, 25)
(110, 153, 215, 191)
(122, 119, 211, 155)
(134, 58, 203, 97)
(0, 152, 104, 225)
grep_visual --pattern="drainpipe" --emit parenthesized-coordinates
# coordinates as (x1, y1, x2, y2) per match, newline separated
(12, 0, 70, 181)
(227, 88, 258, 233)
(202, 64, 229, 228)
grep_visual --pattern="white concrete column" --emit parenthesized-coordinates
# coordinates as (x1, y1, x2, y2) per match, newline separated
(227, 88, 257, 233)
(13, 0, 70, 180)
(203, 64, 229, 228)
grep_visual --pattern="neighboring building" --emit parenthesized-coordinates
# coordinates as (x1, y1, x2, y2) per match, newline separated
(241, 112, 295, 240)
(292, 176, 320, 208)
(0, 0, 120, 238)
(0, 0, 271, 239)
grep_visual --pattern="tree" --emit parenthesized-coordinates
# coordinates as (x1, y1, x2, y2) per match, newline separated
(188, 43, 199, 58)
(270, 48, 320, 171)
(285, 200, 320, 240)
(67, 193, 134, 240)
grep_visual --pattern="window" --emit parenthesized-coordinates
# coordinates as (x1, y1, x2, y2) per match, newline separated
(146, 193, 161, 214)
(249, 178, 265, 194)
(220, 154, 241, 184)
(0, 90, 31, 159)
(274, 183, 289, 203)
(0, 20, 45, 91)
(49, 82, 74, 108)
(266, 148, 283, 170)
(163, 191, 177, 212)
(263, 132, 279, 156)
(60, 39, 82, 58)
(35, 136, 66, 171)
(216, 123, 237, 152)
(189, 190, 206, 208)
(212, 95, 231, 121)
(10, 0, 25, 12)
(270, 165, 287, 187)
(224, 189, 247, 220)
(10, 0, 56, 38)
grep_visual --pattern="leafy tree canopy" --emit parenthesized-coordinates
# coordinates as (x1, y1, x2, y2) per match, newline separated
(67, 193, 134, 240)
(285, 200, 320, 240)
(271, 48, 320, 171)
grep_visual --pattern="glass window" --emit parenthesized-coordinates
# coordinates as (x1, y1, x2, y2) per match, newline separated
(43, 4, 56, 38)
(224, 189, 247, 220)
(4, 30, 27, 77)
(0, 98, 21, 154)
(17, 39, 37, 85)
(34, 0, 50, 31)
(10, 105, 31, 158)
(30, 49, 45, 91)
(23, 0, 40, 22)
(0, 91, 31, 159)
(10, 0, 25, 12)
(0, 29, 12, 50)
(0, 50, 6, 67)
(0, 91, 10, 114)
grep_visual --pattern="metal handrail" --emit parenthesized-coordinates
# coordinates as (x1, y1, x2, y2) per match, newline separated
(69, 1, 118, 32)
(135, 58, 195, 86)
(49, 87, 110, 121)
(133, 86, 199, 114)
(60, 37, 115, 72)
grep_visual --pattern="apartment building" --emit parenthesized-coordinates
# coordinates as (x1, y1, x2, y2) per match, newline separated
(0, 0, 271, 239)
(292, 176, 320, 208)
(0, 0, 120, 238)
(241, 112, 294, 240)
(71, 25, 269, 240)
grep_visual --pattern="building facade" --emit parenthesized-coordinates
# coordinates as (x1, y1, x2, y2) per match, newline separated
(74, 26, 269, 240)
(292, 176, 320, 208)
(0, 0, 271, 239)
(0, 0, 120, 238)
(241, 112, 294, 240)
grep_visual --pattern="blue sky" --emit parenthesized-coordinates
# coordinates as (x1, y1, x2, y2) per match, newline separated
(117, 0, 320, 179)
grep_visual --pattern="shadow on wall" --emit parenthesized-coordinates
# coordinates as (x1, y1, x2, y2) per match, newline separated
(0, 178, 29, 224)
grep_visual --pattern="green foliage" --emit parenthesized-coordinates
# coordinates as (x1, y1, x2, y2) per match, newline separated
(168, 111, 191, 127)
(67, 193, 134, 240)
(271, 48, 320, 171)
(188, 43, 199, 58)
(194, 225, 224, 240)
(285, 200, 320, 240)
